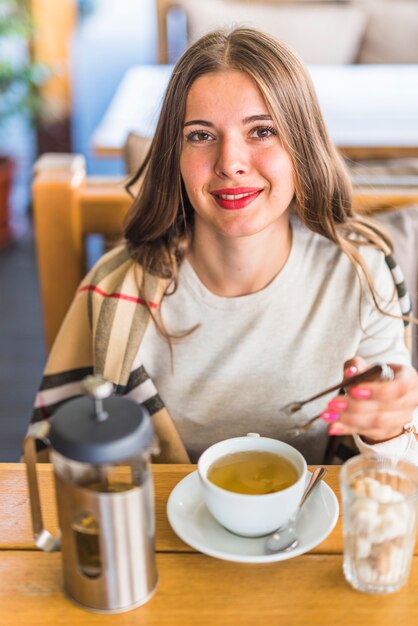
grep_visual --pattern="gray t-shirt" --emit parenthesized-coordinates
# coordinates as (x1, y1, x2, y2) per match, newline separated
(134, 218, 409, 463)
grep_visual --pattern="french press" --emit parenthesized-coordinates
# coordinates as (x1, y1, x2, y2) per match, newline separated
(24, 376, 159, 613)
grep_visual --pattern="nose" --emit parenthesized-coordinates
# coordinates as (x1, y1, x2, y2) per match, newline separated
(214, 137, 250, 178)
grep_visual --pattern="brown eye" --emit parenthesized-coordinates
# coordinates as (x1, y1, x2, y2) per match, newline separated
(251, 126, 277, 139)
(186, 130, 215, 142)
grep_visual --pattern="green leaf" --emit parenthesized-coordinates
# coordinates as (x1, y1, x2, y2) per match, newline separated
(0, 0, 51, 127)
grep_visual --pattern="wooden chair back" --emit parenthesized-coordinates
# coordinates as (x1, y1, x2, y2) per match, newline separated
(33, 154, 131, 351)
(33, 153, 418, 352)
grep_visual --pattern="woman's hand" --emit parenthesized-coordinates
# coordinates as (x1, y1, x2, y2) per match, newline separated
(320, 356, 418, 443)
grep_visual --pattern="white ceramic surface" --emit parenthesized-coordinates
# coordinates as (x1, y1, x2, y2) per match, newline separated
(197, 436, 307, 537)
(167, 470, 339, 563)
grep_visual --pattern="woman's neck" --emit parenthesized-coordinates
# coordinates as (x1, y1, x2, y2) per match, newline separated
(187, 219, 292, 297)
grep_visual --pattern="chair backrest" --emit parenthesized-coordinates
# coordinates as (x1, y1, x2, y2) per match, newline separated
(155, 0, 172, 64)
(33, 153, 418, 353)
(33, 154, 131, 351)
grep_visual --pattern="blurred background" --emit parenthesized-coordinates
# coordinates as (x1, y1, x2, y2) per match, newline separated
(1, 0, 417, 460)
(1, 0, 163, 459)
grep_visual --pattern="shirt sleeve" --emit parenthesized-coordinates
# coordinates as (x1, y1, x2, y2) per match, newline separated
(354, 407, 418, 465)
(352, 247, 418, 463)
(356, 247, 411, 367)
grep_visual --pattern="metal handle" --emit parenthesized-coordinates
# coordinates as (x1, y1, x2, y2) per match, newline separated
(297, 363, 393, 409)
(23, 421, 60, 552)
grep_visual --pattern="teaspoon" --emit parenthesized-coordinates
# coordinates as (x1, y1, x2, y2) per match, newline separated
(264, 467, 327, 554)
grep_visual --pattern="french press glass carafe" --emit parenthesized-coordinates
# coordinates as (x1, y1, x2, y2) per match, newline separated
(24, 376, 158, 613)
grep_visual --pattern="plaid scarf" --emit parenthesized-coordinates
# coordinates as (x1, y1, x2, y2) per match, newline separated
(32, 245, 191, 463)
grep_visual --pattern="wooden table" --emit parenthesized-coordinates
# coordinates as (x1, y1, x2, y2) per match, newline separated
(2, 463, 418, 625)
(91, 64, 418, 160)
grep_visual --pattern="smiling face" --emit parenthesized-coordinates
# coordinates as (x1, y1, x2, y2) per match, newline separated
(180, 70, 295, 241)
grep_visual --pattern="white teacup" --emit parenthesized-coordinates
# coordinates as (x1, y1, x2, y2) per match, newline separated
(197, 434, 307, 537)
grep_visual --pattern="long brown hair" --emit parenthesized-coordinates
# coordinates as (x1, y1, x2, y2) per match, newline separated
(124, 27, 401, 334)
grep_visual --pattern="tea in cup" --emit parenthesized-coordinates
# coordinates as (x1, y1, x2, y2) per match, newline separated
(197, 435, 307, 537)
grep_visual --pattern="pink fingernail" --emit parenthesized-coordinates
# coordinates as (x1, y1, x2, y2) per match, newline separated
(329, 422, 345, 436)
(320, 410, 340, 423)
(344, 365, 358, 378)
(328, 398, 348, 411)
(350, 387, 372, 399)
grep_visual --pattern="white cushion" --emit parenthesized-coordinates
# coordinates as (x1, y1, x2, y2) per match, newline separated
(354, 0, 418, 64)
(181, 0, 367, 64)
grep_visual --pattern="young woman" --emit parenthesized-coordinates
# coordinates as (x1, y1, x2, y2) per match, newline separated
(32, 28, 418, 464)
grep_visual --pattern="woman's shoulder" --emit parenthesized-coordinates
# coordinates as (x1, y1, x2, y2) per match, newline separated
(79, 243, 169, 307)
(77, 244, 144, 303)
(81, 243, 139, 287)
(91, 242, 132, 271)
(292, 213, 388, 269)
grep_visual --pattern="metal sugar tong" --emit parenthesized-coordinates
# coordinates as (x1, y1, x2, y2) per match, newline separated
(285, 363, 394, 437)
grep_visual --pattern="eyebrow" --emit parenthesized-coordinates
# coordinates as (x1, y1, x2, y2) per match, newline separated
(183, 114, 273, 128)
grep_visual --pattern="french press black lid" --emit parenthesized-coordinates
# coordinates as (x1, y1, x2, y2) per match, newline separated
(48, 376, 154, 464)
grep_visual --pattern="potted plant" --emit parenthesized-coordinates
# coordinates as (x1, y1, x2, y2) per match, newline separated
(0, 0, 47, 249)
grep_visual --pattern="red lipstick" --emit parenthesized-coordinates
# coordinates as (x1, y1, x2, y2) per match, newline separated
(210, 187, 262, 210)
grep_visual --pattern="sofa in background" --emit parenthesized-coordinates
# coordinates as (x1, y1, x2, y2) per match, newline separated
(155, 0, 418, 65)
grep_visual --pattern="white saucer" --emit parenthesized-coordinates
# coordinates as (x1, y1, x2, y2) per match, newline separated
(167, 470, 339, 563)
